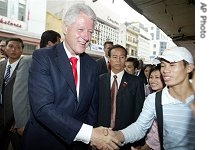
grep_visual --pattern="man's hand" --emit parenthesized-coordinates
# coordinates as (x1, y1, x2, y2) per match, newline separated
(90, 126, 121, 150)
(17, 127, 25, 136)
(113, 131, 125, 144)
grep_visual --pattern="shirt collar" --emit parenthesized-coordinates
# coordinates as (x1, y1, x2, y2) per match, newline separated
(162, 86, 195, 105)
(63, 42, 79, 60)
(6, 57, 22, 68)
(111, 70, 124, 78)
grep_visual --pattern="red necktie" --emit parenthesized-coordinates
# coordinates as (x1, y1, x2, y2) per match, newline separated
(110, 75, 118, 128)
(69, 57, 78, 86)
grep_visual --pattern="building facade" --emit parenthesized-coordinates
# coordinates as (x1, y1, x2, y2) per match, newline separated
(149, 23, 176, 60)
(0, 0, 47, 54)
(0, 0, 176, 62)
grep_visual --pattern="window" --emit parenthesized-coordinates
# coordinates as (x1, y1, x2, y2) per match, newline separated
(0, 0, 8, 17)
(151, 33, 154, 40)
(156, 28, 160, 40)
(18, 2, 26, 21)
(23, 44, 36, 55)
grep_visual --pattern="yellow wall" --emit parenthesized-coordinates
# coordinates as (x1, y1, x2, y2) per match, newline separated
(46, 12, 64, 40)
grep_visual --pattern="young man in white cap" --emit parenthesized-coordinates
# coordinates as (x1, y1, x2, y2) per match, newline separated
(114, 46, 195, 150)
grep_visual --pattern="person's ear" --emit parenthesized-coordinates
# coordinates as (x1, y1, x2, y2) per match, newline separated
(187, 64, 194, 73)
(47, 41, 53, 47)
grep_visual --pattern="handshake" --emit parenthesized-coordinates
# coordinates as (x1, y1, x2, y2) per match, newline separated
(90, 126, 124, 150)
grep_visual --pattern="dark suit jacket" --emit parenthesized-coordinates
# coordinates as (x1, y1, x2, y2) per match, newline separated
(96, 56, 108, 75)
(0, 59, 20, 136)
(21, 43, 99, 150)
(98, 71, 145, 129)
(97, 71, 145, 149)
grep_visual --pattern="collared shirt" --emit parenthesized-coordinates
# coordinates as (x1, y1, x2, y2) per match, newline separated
(104, 56, 108, 65)
(63, 42, 80, 98)
(110, 70, 124, 89)
(121, 86, 195, 150)
(0, 57, 22, 104)
(63, 42, 92, 144)
(5, 58, 22, 78)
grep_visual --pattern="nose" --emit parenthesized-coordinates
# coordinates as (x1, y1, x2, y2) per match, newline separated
(82, 30, 91, 42)
(161, 65, 171, 74)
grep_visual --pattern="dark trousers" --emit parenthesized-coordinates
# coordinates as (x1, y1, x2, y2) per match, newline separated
(66, 141, 89, 150)
(0, 129, 21, 150)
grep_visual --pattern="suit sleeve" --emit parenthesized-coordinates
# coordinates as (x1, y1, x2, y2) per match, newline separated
(87, 64, 99, 126)
(13, 56, 32, 128)
(28, 51, 84, 144)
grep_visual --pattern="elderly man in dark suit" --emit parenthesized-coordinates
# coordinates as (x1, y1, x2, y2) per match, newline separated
(0, 38, 23, 150)
(12, 30, 61, 137)
(97, 44, 146, 150)
(20, 3, 120, 150)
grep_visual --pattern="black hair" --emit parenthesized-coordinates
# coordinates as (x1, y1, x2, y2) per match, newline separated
(6, 38, 24, 49)
(149, 64, 166, 92)
(108, 44, 127, 57)
(103, 41, 113, 47)
(126, 57, 139, 69)
(40, 30, 61, 48)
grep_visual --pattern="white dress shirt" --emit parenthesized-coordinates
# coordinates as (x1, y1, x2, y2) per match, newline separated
(63, 42, 92, 144)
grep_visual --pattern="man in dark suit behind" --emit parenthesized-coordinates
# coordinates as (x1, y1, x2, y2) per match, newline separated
(0, 38, 24, 150)
(96, 41, 113, 75)
(97, 44, 146, 150)
(20, 3, 120, 150)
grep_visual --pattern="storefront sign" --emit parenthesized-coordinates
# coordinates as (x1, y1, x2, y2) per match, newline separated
(0, 17, 22, 28)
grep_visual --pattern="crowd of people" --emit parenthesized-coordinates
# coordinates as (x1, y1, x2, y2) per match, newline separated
(0, 3, 195, 150)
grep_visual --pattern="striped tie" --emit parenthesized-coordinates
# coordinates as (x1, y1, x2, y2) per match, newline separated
(4, 65, 11, 85)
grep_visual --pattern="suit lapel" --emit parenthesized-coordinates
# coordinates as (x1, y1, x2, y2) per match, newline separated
(102, 57, 108, 72)
(9, 57, 23, 83)
(0, 60, 7, 80)
(79, 53, 94, 102)
(54, 43, 77, 97)
(104, 73, 111, 93)
(0, 60, 7, 93)
(118, 72, 129, 94)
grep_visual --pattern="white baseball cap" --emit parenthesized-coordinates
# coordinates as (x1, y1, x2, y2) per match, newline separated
(158, 46, 194, 64)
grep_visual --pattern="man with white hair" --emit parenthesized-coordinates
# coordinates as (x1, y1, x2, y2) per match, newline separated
(115, 46, 195, 150)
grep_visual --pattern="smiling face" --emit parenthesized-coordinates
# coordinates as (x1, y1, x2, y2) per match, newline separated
(160, 60, 194, 87)
(149, 70, 164, 91)
(62, 12, 94, 55)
